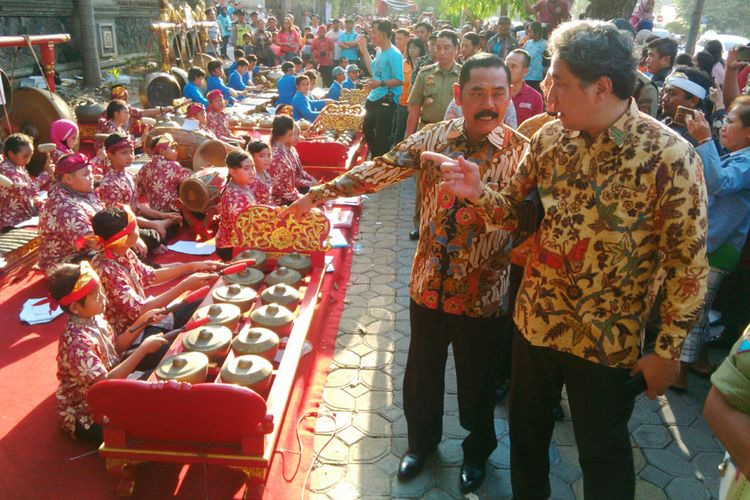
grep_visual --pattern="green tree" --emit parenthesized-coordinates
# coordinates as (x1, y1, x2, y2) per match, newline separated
(675, 0, 750, 36)
(583, 0, 637, 21)
(440, 0, 523, 21)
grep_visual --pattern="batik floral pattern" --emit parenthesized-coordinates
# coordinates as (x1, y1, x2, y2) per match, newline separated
(473, 100, 709, 368)
(98, 170, 138, 208)
(38, 183, 103, 275)
(206, 110, 232, 139)
(56, 315, 119, 437)
(137, 156, 191, 212)
(270, 144, 317, 205)
(216, 181, 256, 248)
(92, 249, 156, 337)
(0, 159, 50, 227)
(309, 118, 524, 318)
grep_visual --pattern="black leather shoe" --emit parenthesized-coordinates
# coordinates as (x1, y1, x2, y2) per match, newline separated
(398, 451, 427, 480)
(409, 229, 419, 240)
(459, 461, 486, 493)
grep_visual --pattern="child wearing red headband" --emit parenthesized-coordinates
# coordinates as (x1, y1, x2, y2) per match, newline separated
(137, 133, 191, 214)
(38, 153, 103, 276)
(206, 90, 244, 145)
(50, 261, 168, 442)
(99, 133, 182, 253)
(181, 103, 219, 140)
(90, 207, 219, 343)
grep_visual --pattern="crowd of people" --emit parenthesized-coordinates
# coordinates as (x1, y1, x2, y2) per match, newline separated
(1, 2, 750, 497)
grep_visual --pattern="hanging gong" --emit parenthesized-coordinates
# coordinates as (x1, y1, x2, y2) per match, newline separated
(191, 53, 216, 70)
(170, 67, 188, 90)
(8, 86, 75, 176)
(138, 72, 181, 108)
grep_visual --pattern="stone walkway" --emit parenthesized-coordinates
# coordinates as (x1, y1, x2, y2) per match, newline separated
(308, 179, 726, 499)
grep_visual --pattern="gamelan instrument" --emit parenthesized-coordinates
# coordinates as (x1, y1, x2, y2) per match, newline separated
(178, 167, 227, 213)
(144, 126, 235, 171)
(0, 228, 40, 284)
(6, 86, 76, 176)
(139, 72, 182, 108)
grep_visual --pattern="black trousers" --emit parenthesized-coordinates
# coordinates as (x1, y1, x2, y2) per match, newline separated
(319, 65, 333, 87)
(509, 332, 636, 500)
(404, 300, 506, 464)
(363, 96, 396, 158)
(135, 300, 203, 370)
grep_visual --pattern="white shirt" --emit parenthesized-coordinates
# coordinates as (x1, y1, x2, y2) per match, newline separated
(327, 28, 342, 60)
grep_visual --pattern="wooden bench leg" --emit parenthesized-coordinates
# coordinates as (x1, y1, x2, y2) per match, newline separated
(239, 467, 266, 500)
(105, 458, 137, 496)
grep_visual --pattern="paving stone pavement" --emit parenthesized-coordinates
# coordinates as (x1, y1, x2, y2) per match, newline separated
(310, 179, 726, 499)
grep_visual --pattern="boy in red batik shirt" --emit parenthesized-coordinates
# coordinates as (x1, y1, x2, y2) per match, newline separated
(205, 90, 243, 145)
(137, 133, 191, 213)
(98, 133, 182, 253)
(38, 154, 103, 276)
(89, 207, 220, 364)
(215, 150, 257, 261)
(50, 261, 169, 442)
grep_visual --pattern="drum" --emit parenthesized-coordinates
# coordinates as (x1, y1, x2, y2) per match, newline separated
(139, 72, 181, 108)
(193, 140, 230, 171)
(179, 167, 226, 213)
(144, 126, 213, 170)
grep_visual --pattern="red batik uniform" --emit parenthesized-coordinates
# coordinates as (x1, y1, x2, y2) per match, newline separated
(0, 158, 50, 227)
(216, 181, 256, 249)
(137, 155, 191, 212)
(98, 169, 138, 209)
(206, 109, 233, 139)
(38, 183, 103, 276)
(56, 314, 120, 437)
(269, 144, 316, 205)
(250, 170, 274, 205)
(92, 249, 156, 337)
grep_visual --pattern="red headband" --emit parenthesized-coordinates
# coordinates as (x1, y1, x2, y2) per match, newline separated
(152, 133, 176, 154)
(55, 153, 90, 176)
(76, 206, 137, 257)
(186, 103, 205, 117)
(106, 136, 134, 154)
(58, 261, 100, 306)
(207, 89, 223, 102)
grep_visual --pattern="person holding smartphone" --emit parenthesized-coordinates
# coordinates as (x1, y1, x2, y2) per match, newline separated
(660, 66, 712, 146)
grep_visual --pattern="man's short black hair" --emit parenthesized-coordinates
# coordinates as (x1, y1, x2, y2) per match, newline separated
(459, 53, 511, 90)
(188, 66, 205, 82)
(463, 32, 481, 48)
(415, 21, 433, 33)
(648, 37, 679, 66)
(104, 132, 128, 151)
(508, 48, 531, 68)
(291, 56, 303, 65)
(437, 29, 459, 47)
(281, 61, 295, 73)
(295, 74, 310, 87)
(372, 19, 393, 39)
(234, 48, 245, 59)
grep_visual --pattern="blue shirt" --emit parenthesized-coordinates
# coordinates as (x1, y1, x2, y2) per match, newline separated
(696, 143, 750, 255)
(291, 91, 325, 121)
(206, 75, 236, 105)
(338, 31, 359, 61)
(277, 74, 297, 105)
(328, 81, 343, 101)
(342, 78, 357, 90)
(228, 62, 237, 75)
(217, 14, 231, 36)
(184, 81, 208, 107)
(228, 70, 248, 91)
(368, 46, 404, 103)
(523, 38, 547, 81)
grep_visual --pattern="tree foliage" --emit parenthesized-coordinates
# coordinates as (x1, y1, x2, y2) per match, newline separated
(440, 0, 524, 22)
(675, 0, 750, 36)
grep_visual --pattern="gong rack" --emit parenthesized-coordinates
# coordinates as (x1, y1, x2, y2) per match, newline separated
(87, 206, 332, 497)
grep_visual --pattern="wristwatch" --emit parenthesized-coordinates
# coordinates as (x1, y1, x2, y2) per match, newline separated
(379, 80, 386, 88)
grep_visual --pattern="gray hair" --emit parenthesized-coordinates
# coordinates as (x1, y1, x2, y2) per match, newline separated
(548, 20, 636, 100)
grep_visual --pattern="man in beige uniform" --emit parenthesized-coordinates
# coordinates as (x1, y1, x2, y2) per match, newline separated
(405, 29, 460, 240)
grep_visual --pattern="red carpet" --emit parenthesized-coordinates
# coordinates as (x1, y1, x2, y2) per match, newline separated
(0, 211, 359, 499)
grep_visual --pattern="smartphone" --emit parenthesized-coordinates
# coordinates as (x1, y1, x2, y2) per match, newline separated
(737, 46, 750, 63)
(623, 373, 647, 397)
(673, 105, 695, 127)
